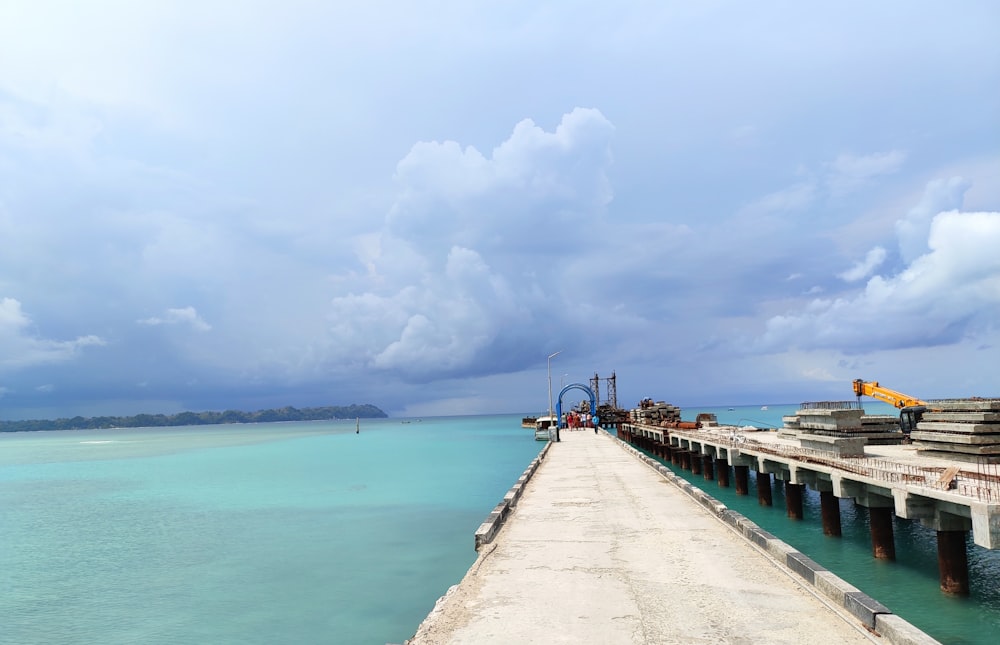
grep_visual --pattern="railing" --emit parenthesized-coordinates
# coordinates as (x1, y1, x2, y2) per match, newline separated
(798, 401, 864, 410)
(627, 423, 1000, 503)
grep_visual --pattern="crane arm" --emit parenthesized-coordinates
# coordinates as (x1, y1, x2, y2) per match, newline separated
(852, 379, 927, 409)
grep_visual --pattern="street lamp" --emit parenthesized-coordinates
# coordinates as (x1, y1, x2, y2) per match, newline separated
(547, 351, 561, 435)
(560, 373, 568, 388)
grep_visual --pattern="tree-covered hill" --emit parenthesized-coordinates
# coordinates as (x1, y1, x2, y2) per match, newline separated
(0, 404, 387, 432)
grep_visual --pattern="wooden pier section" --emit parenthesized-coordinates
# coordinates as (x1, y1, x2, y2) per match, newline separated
(408, 429, 936, 644)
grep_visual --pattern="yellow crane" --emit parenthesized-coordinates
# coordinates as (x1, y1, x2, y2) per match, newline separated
(852, 379, 928, 434)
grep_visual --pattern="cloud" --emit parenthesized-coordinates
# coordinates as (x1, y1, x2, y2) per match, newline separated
(0, 298, 106, 369)
(756, 185, 1000, 353)
(322, 108, 615, 382)
(896, 176, 970, 264)
(837, 246, 887, 282)
(137, 307, 212, 331)
(826, 150, 906, 196)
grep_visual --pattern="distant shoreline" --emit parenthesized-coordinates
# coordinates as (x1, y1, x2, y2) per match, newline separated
(0, 404, 387, 433)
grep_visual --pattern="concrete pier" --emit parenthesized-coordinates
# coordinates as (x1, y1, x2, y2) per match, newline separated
(626, 420, 1000, 596)
(409, 430, 936, 644)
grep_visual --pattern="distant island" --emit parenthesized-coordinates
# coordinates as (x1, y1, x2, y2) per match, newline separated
(0, 404, 388, 433)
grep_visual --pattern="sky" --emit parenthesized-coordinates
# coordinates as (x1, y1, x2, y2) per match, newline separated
(1, 1, 998, 420)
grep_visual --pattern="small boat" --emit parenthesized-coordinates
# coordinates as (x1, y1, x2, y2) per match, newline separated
(727, 407, 735, 411)
(521, 416, 538, 428)
(533, 415, 558, 441)
(760, 405, 768, 411)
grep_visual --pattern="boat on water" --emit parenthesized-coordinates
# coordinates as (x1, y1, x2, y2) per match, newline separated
(533, 415, 558, 441)
(521, 415, 538, 428)
(760, 405, 768, 411)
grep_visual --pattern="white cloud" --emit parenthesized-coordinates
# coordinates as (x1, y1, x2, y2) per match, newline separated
(138, 306, 212, 332)
(0, 298, 106, 369)
(896, 176, 970, 264)
(826, 150, 906, 196)
(838, 246, 887, 282)
(756, 185, 1000, 353)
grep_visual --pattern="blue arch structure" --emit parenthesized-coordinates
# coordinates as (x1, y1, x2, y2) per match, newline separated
(556, 383, 598, 429)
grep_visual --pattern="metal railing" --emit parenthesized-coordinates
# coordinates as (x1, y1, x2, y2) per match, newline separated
(627, 423, 1000, 503)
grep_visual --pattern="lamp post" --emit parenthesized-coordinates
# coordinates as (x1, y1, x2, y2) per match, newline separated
(547, 351, 561, 440)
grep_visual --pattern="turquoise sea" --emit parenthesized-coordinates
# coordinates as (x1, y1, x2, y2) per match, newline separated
(0, 416, 542, 645)
(2, 405, 999, 644)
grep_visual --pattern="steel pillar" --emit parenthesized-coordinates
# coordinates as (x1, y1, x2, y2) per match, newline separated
(734, 465, 749, 496)
(937, 530, 970, 595)
(820, 491, 842, 537)
(785, 483, 804, 520)
(702, 454, 714, 481)
(716, 459, 730, 488)
(691, 452, 702, 475)
(756, 471, 773, 506)
(869, 507, 896, 560)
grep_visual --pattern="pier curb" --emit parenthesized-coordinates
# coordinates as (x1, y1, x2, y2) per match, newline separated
(615, 438, 942, 645)
(474, 442, 551, 551)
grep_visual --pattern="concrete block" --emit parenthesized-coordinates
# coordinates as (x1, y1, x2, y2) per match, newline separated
(916, 421, 1000, 434)
(744, 526, 777, 549)
(813, 570, 858, 605)
(798, 433, 867, 457)
(843, 591, 891, 630)
(764, 539, 798, 563)
(719, 510, 741, 529)
(874, 614, 943, 645)
(785, 551, 827, 584)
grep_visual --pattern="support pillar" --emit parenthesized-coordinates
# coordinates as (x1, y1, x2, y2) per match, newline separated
(785, 483, 804, 520)
(691, 452, 702, 475)
(756, 471, 773, 506)
(702, 455, 714, 481)
(680, 450, 691, 471)
(716, 459, 730, 488)
(671, 449, 680, 466)
(869, 507, 896, 560)
(734, 465, 749, 496)
(937, 530, 970, 595)
(820, 491, 842, 537)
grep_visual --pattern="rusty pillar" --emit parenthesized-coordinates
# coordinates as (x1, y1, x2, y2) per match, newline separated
(734, 465, 749, 495)
(702, 455, 714, 481)
(937, 530, 970, 595)
(756, 471, 773, 506)
(785, 483, 804, 520)
(820, 491, 842, 537)
(690, 452, 702, 475)
(663, 443, 672, 461)
(869, 507, 896, 560)
(681, 450, 692, 471)
(671, 448, 680, 467)
(716, 459, 730, 487)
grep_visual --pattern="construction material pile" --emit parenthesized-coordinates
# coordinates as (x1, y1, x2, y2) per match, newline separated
(781, 403, 903, 445)
(911, 399, 1000, 462)
(631, 400, 681, 426)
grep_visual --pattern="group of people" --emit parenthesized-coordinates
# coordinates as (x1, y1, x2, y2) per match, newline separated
(565, 410, 595, 432)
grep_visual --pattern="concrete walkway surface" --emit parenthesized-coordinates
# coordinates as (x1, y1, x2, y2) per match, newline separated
(407, 429, 882, 644)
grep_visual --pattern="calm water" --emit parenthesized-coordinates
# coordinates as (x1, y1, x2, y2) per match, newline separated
(0, 416, 542, 645)
(4, 407, 999, 644)
(670, 403, 1000, 645)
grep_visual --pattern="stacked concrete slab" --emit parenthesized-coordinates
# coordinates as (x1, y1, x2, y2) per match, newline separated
(911, 399, 1000, 463)
(781, 405, 904, 449)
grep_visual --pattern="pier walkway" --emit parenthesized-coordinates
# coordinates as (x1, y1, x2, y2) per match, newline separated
(408, 430, 905, 644)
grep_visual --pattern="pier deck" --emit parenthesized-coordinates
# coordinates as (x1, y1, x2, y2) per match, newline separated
(408, 430, 907, 644)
